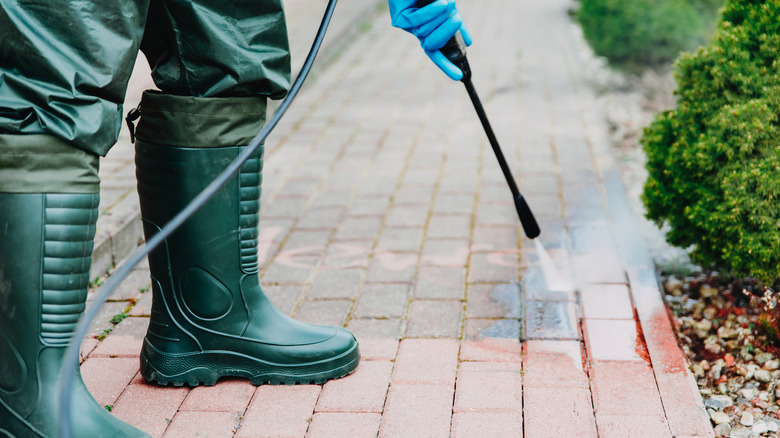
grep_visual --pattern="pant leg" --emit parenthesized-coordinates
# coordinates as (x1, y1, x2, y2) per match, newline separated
(141, 0, 291, 99)
(0, 1, 149, 156)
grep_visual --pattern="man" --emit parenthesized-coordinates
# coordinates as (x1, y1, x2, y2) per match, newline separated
(0, 0, 469, 435)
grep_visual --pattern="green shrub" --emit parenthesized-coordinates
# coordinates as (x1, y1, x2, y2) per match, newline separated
(642, 0, 780, 286)
(577, 0, 723, 69)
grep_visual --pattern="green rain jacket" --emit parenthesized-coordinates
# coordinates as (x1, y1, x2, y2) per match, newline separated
(0, 0, 291, 157)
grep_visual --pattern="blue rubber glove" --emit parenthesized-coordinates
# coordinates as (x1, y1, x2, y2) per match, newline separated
(389, 0, 473, 80)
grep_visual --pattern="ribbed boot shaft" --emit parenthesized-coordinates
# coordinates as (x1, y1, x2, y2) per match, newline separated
(40, 194, 99, 345)
(239, 155, 261, 274)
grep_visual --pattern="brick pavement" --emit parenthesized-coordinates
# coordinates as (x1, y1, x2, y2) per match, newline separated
(80, 0, 715, 436)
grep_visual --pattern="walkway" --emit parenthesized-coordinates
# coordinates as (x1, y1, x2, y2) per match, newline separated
(81, 0, 715, 436)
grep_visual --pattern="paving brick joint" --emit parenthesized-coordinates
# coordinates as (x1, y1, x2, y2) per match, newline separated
(80, 0, 715, 436)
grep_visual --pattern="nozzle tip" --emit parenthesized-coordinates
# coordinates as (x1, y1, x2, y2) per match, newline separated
(514, 194, 541, 239)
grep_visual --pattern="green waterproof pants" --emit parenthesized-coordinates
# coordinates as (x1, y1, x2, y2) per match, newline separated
(0, 0, 291, 157)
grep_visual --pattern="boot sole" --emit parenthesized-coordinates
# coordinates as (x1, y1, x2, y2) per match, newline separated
(139, 339, 360, 387)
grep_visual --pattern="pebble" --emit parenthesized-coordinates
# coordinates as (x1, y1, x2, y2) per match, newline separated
(739, 388, 758, 400)
(710, 411, 731, 424)
(666, 277, 683, 295)
(700, 284, 719, 298)
(765, 359, 780, 370)
(755, 353, 774, 364)
(710, 395, 734, 409)
(740, 412, 754, 427)
(754, 369, 772, 383)
(768, 419, 780, 432)
(694, 319, 712, 338)
(752, 421, 769, 434)
(727, 426, 753, 438)
(714, 422, 731, 436)
(718, 326, 740, 340)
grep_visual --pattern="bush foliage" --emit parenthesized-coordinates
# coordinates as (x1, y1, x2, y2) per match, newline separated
(641, 0, 780, 286)
(577, 0, 723, 69)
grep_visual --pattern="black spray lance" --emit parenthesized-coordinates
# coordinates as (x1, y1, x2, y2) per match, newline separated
(417, 0, 540, 239)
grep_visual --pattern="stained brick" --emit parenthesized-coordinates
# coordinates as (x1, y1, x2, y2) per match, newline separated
(405, 300, 462, 338)
(81, 357, 140, 407)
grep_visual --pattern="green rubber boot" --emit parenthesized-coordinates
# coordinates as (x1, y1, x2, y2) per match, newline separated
(0, 135, 149, 437)
(133, 92, 360, 387)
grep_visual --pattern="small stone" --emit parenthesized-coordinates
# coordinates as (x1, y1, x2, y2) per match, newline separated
(700, 284, 719, 298)
(755, 369, 773, 383)
(727, 426, 753, 438)
(765, 359, 780, 370)
(752, 421, 769, 434)
(756, 352, 774, 364)
(714, 422, 731, 436)
(694, 319, 713, 338)
(767, 419, 780, 432)
(746, 364, 760, 380)
(705, 336, 723, 354)
(710, 395, 734, 408)
(705, 397, 727, 410)
(710, 411, 731, 425)
(740, 412, 754, 427)
(752, 397, 768, 409)
(718, 326, 740, 340)
(739, 387, 758, 400)
(712, 362, 725, 380)
(666, 277, 683, 295)
(691, 363, 705, 378)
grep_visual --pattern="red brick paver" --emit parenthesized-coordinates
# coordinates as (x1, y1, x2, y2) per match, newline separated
(77, 0, 715, 436)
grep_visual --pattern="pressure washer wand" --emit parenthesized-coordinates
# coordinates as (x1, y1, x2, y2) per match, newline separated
(461, 70, 540, 239)
(419, 6, 540, 239)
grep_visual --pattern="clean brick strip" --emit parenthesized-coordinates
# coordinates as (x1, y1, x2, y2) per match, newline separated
(379, 383, 454, 438)
(523, 386, 598, 438)
(235, 385, 320, 438)
(453, 365, 523, 413)
(451, 412, 524, 438)
(391, 339, 459, 384)
(306, 413, 382, 438)
(162, 411, 241, 438)
(178, 379, 256, 413)
(315, 360, 394, 413)
(590, 362, 667, 419)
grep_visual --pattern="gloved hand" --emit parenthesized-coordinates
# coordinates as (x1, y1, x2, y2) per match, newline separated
(389, 0, 473, 80)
